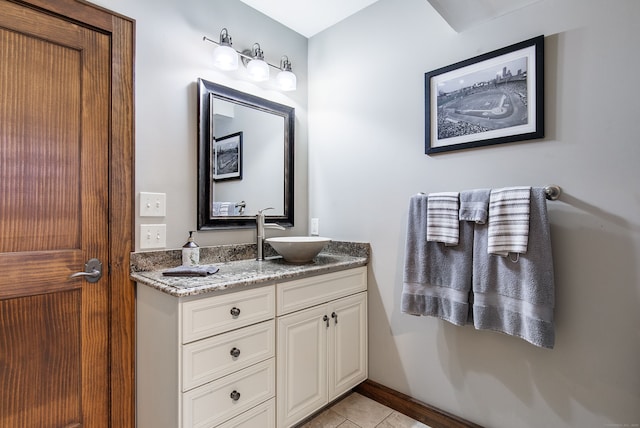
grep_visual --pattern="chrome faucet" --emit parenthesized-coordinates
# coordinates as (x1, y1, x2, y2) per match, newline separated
(256, 207, 285, 260)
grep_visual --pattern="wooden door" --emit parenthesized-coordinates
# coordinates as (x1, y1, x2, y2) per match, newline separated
(0, 1, 111, 426)
(277, 304, 328, 428)
(328, 293, 368, 401)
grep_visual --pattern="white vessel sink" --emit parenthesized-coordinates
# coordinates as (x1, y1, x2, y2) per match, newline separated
(265, 236, 331, 263)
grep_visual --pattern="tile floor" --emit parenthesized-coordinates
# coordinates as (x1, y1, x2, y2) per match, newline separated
(298, 392, 432, 428)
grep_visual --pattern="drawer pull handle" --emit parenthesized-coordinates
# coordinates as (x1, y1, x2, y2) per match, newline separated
(323, 314, 329, 328)
(230, 307, 241, 317)
(230, 390, 241, 401)
(331, 311, 338, 324)
(230, 347, 241, 358)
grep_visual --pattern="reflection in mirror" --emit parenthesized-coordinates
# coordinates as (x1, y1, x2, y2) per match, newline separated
(212, 98, 283, 213)
(197, 79, 294, 229)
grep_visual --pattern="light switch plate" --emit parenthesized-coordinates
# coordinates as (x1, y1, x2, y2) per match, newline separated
(140, 192, 166, 217)
(311, 218, 319, 236)
(140, 224, 167, 249)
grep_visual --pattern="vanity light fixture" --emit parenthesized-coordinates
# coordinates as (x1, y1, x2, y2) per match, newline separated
(203, 29, 297, 91)
(210, 28, 239, 71)
(276, 56, 297, 92)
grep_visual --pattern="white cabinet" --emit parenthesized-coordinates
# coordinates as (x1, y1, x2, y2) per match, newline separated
(136, 265, 367, 428)
(137, 285, 276, 428)
(276, 267, 368, 428)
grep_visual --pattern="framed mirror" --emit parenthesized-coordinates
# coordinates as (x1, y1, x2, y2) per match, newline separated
(197, 78, 295, 230)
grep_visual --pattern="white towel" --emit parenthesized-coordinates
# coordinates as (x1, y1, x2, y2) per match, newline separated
(211, 202, 238, 216)
(488, 187, 531, 256)
(426, 192, 460, 246)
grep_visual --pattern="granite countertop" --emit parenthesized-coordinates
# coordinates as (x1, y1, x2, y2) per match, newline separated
(130, 241, 369, 297)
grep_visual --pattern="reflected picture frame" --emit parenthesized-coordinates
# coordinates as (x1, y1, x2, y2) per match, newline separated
(425, 35, 544, 154)
(212, 131, 243, 181)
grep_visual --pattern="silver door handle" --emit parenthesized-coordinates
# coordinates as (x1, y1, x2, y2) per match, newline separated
(69, 258, 103, 283)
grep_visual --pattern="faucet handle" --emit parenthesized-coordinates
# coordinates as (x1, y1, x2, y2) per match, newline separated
(258, 207, 274, 215)
(264, 223, 285, 231)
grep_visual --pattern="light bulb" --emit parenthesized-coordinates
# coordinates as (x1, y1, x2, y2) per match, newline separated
(276, 70, 296, 91)
(277, 56, 296, 91)
(212, 45, 238, 71)
(247, 59, 270, 82)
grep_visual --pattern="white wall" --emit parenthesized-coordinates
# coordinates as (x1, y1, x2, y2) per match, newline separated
(90, 0, 308, 249)
(309, 0, 640, 427)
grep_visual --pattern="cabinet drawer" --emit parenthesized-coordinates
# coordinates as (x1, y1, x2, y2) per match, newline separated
(182, 285, 275, 344)
(182, 320, 275, 391)
(182, 358, 275, 428)
(277, 267, 367, 316)
(215, 398, 275, 428)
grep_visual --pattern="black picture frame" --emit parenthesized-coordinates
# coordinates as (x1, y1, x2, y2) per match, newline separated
(212, 131, 242, 181)
(425, 35, 544, 154)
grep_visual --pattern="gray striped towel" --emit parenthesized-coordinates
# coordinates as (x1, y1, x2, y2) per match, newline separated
(488, 186, 531, 256)
(426, 192, 460, 246)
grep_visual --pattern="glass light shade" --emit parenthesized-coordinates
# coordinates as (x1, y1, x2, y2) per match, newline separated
(276, 70, 297, 91)
(212, 45, 239, 71)
(247, 59, 270, 82)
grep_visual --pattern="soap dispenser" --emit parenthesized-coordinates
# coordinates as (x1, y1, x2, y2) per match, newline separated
(182, 231, 200, 266)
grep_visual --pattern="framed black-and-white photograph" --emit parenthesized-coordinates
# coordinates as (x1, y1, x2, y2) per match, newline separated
(213, 131, 242, 181)
(425, 35, 544, 154)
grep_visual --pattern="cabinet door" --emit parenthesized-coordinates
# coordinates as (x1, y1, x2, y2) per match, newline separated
(277, 304, 328, 428)
(328, 293, 368, 401)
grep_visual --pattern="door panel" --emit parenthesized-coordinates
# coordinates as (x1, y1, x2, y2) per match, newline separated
(0, 290, 82, 426)
(0, 24, 82, 254)
(0, 1, 111, 425)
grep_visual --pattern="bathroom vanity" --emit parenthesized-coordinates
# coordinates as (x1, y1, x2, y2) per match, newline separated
(132, 242, 369, 428)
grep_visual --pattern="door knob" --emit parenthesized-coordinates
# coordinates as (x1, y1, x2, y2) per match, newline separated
(69, 258, 103, 283)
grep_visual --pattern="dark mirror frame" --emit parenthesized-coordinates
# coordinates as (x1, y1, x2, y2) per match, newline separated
(197, 78, 295, 230)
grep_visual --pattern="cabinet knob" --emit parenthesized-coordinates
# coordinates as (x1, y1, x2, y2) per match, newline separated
(331, 311, 338, 324)
(323, 314, 329, 328)
(230, 347, 241, 358)
(230, 390, 241, 401)
(230, 307, 241, 317)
